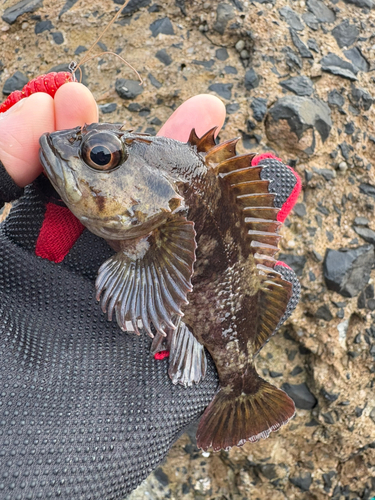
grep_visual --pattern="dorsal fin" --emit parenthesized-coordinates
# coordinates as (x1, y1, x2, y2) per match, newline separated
(218, 154, 256, 174)
(188, 127, 217, 152)
(205, 138, 240, 165)
(190, 130, 297, 367)
(219, 154, 283, 268)
(190, 130, 286, 267)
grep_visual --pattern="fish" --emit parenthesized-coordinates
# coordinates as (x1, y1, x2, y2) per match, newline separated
(39, 123, 300, 451)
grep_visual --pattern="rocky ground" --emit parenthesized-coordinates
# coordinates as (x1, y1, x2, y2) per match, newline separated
(1, 0, 375, 498)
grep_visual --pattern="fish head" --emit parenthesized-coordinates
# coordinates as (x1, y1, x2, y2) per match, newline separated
(39, 123, 185, 240)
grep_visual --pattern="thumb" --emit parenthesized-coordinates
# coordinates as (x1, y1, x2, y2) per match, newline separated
(0, 93, 55, 187)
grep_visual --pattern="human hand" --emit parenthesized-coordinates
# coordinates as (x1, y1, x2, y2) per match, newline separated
(0, 81, 301, 499)
(0, 82, 225, 187)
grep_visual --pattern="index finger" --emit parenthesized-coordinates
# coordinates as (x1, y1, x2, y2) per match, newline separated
(157, 94, 226, 142)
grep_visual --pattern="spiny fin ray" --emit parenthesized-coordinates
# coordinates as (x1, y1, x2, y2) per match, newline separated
(95, 216, 196, 338)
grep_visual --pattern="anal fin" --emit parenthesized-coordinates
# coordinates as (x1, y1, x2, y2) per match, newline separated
(168, 321, 207, 387)
(196, 367, 295, 452)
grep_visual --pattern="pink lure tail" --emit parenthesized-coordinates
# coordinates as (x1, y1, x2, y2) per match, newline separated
(0, 72, 73, 113)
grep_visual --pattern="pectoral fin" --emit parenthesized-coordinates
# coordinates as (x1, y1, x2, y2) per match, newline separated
(95, 216, 196, 337)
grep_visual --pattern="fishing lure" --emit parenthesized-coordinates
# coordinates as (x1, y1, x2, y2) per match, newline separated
(0, 72, 73, 113)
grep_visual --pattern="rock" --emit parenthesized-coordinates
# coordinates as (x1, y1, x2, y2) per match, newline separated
(279, 7, 304, 30)
(306, 0, 336, 23)
(353, 227, 375, 245)
(58, 0, 79, 17)
(315, 304, 333, 321)
(281, 383, 318, 409)
(290, 366, 303, 376)
(35, 19, 54, 34)
(208, 83, 233, 100)
(99, 103, 117, 114)
(193, 59, 215, 69)
(265, 96, 332, 155)
(328, 90, 345, 107)
(2, 71, 28, 96)
(350, 86, 373, 111)
(153, 467, 169, 487)
(339, 141, 353, 160)
(150, 17, 174, 37)
(294, 203, 307, 217)
(313, 167, 336, 181)
(52, 31, 64, 44)
(344, 122, 355, 134)
(320, 53, 358, 80)
(128, 103, 141, 112)
(269, 370, 283, 378)
(244, 68, 259, 90)
(354, 217, 369, 226)
(290, 29, 313, 58)
(323, 245, 375, 297)
(226, 103, 240, 114)
(213, 3, 235, 35)
(290, 472, 313, 491)
(74, 45, 87, 55)
(118, 0, 151, 15)
(359, 183, 375, 198)
(344, 0, 374, 7)
(235, 40, 245, 52)
(307, 38, 319, 53)
(344, 47, 369, 72)
(278, 253, 307, 276)
(250, 97, 267, 122)
(302, 12, 319, 30)
(2, 0, 43, 24)
(175, 0, 186, 15)
(282, 46, 302, 70)
(320, 388, 339, 402)
(155, 49, 172, 66)
(332, 20, 359, 49)
(115, 78, 144, 99)
(257, 463, 289, 483)
(215, 48, 229, 61)
(280, 76, 314, 96)
(148, 73, 162, 89)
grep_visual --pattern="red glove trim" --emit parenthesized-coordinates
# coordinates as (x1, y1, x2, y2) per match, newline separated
(35, 203, 85, 263)
(251, 153, 301, 223)
(275, 261, 292, 270)
(154, 350, 170, 360)
(277, 166, 302, 223)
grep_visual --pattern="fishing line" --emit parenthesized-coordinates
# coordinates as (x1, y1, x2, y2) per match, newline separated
(69, 0, 143, 86)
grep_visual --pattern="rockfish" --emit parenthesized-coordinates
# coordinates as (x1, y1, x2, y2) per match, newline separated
(39, 123, 300, 451)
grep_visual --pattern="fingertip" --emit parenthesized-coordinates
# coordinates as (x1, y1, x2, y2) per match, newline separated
(157, 94, 226, 142)
(0, 92, 55, 187)
(55, 82, 98, 130)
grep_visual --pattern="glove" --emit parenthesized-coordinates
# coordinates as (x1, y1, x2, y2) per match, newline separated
(0, 85, 300, 499)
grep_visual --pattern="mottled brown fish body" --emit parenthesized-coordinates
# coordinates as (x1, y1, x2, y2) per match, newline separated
(39, 123, 298, 452)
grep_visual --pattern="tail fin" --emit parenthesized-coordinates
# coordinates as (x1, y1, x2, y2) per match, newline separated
(196, 373, 295, 452)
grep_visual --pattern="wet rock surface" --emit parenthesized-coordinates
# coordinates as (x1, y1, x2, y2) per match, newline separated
(1, 0, 375, 499)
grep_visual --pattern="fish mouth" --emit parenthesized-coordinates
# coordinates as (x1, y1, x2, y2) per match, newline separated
(39, 133, 64, 188)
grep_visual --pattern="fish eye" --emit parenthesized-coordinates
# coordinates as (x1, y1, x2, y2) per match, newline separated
(81, 132, 128, 171)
